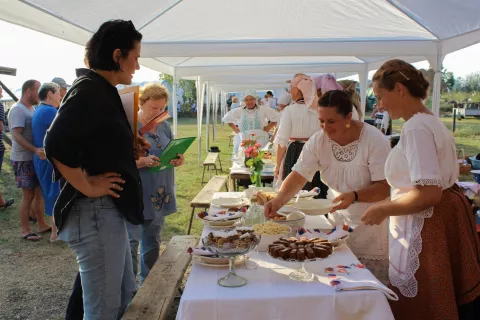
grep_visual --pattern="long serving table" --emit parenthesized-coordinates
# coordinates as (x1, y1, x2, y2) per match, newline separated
(177, 193, 395, 320)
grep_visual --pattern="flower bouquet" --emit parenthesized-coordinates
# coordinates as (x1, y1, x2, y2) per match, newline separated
(241, 133, 265, 187)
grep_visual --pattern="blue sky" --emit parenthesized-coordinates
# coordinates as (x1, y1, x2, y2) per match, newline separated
(1, 20, 479, 90)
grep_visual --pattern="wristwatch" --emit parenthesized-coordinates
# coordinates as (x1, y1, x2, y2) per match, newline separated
(353, 191, 358, 203)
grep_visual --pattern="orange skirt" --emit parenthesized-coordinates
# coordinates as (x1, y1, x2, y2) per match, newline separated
(389, 185, 480, 320)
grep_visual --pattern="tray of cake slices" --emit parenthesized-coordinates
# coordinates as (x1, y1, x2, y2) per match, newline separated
(202, 227, 261, 256)
(297, 224, 354, 247)
(266, 236, 335, 262)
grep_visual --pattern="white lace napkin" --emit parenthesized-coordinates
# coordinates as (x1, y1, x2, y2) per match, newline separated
(324, 264, 399, 301)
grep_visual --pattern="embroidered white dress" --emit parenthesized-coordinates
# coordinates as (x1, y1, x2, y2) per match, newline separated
(385, 113, 458, 297)
(222, 106, 280, 153)
(293, 124, 391, 282)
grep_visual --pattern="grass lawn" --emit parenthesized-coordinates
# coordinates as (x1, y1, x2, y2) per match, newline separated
(162, 117, 233, 241)
(392, 116, 480, 155)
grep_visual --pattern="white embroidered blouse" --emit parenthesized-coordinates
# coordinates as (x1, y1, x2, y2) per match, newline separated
(385, 113, 458, 297)
(274, 103, 321, 148)
(292, 124, 391, 260)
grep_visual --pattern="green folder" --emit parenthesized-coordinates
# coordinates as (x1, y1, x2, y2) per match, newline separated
(149, 137, 196, 172)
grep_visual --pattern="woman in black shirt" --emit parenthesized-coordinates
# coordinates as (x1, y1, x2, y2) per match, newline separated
(45, 20, 145, 319)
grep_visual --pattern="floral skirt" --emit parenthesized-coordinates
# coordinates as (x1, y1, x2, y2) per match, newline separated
(389, 185, 480, 320)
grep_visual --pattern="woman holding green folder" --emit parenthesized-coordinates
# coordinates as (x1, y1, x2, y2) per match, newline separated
(127, 83, 185, 286)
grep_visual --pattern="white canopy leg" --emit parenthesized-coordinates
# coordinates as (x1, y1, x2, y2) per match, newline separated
(172, 68, 178, 137)
(358, 66, 369, 121)
(196, 77, 204, 165)
(213, 89, 217, 142)
(205, 83, 210, 152)
(428, 51, 445, 117)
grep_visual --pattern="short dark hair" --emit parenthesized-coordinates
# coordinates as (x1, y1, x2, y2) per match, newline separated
(86, 20, 142, 71)
(318, 90, 352, 117)
(266, 91, 273, 96)
(39, 82, 60, 101)
(21, 80, 39, 96)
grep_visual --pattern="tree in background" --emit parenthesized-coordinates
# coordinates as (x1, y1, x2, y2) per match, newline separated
(159, 73, 197, 105)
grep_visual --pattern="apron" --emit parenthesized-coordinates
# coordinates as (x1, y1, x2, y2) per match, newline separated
(233, 107, 267, 155)
(276, 140, 328, 198)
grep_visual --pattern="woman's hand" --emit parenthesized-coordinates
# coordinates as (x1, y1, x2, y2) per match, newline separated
(330, 192, 355, 213)
(264, 197, 283, 219)
(134, 134, 151, 160)
(274, 166, 280, 179)
(170, 154, 185, 167)
(140, 155, 161, 168)
(360, 203, 389, 225)
(85, 172, 125, 198)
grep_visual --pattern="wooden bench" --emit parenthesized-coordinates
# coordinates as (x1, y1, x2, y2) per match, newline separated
(202, 152, 223, 184)
(122, 235, 198, 320)
(188, 175, 228, 234)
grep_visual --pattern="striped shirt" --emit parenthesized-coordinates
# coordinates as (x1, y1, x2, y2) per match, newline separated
(0, 102, 5, 152)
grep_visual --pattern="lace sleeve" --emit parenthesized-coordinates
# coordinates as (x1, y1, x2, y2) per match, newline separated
(404, 128, 443, 188)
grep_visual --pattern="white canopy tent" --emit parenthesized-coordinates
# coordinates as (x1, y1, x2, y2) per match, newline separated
(1, 0, 479, 160)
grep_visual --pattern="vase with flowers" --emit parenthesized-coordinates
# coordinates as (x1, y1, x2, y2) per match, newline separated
(240, 133, 265, 187)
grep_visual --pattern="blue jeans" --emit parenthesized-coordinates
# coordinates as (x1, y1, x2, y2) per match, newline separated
(126, 216, 165, 286)
(59, 196, 136, 320)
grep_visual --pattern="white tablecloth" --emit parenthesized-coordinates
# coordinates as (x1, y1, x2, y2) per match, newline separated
(177, 193, 394, 320)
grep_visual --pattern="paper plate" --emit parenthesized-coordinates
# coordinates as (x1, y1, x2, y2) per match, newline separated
(211, 198, 246, 208)
(292, 199, 333, 216)
(193, 255, 245, 268)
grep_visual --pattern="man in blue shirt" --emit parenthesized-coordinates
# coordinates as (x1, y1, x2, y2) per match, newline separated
(32, 82, 62, 241)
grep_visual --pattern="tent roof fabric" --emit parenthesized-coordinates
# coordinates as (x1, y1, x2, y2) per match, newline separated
(1, 0, 479, 79)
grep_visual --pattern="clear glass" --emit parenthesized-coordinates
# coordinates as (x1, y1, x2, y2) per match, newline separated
(288, 261, 314, 282)
(202, 235, 261, 288)
(218, 257, 248, 287)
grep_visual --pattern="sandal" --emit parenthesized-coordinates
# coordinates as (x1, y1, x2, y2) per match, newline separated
(22, 233, 41, 241)
(0, 199, 14, 209)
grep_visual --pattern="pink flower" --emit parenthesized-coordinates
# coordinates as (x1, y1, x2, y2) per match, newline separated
(245, 151, 251, 158)
(240, 142, 245, 147)
(246, 146, 254, 153)
(252, 150, 259, 158)
(255, 142, 261, 148)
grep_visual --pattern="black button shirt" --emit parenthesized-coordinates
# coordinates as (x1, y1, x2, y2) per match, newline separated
(45, 69, 144, 231)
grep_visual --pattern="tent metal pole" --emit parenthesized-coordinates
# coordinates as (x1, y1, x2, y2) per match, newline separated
(205, 82, 210, 152)
(358, 66, 369, 121)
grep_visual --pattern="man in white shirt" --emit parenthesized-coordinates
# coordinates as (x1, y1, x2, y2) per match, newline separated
(277, 90, 292, 111)
(264, 91, 277, 110)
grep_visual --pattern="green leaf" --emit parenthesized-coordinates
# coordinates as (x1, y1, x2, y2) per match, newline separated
(245, 159, 254, 167)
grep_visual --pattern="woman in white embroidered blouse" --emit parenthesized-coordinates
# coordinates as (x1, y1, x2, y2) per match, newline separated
(222, 90, 280, 152)
(274, 75, 328, 196)
(362, 59, 480, 320)
(266, 90, 391, 283)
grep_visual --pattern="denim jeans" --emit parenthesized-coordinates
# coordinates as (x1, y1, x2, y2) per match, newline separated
(59, 196, 136, 320)
(126, 216, 165, 286)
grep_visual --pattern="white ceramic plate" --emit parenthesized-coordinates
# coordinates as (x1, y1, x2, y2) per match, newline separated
(211, 198, 246, 208)
(193, 255, 245, 268)
(292, 199, 333, 216)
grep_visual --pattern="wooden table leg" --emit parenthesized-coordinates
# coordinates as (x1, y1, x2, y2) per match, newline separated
(187, 207, 195, 235)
